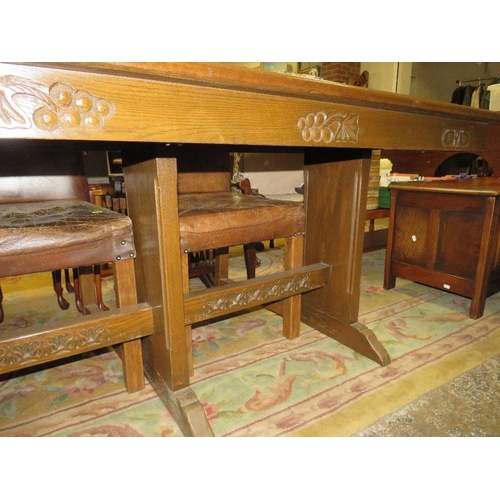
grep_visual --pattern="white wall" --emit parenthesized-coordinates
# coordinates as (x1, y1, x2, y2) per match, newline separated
(244, 171, 304, 195)
(360, 62, 412, 94)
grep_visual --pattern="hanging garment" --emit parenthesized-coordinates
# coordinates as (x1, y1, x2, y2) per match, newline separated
(451, 85, 466, 104)
(462, 85, 476, 106)
(471, 86, 481, 108)
(481, 78, 500, 110)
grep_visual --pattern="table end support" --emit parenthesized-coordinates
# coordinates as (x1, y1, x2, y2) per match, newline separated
(302, 305, 391, 366)
(145, 366, 214, 437)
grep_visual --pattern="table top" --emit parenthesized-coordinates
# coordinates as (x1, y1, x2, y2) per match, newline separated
(2, 62, 500, 157)
(388, 176, 500, 196)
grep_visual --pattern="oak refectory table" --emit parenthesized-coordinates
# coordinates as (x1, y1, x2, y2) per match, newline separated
(2, 62, 500, 436)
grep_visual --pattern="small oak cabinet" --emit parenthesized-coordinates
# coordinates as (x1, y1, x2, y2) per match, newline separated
(384, 178, 500, 319)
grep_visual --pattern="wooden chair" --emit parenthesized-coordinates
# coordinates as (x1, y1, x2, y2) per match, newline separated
(127, 158, 329, 378)
(0, 146, 151, 393)
(180, 172, 260, 287)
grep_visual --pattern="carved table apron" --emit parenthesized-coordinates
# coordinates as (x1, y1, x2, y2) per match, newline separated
(2, 62, 500, 436)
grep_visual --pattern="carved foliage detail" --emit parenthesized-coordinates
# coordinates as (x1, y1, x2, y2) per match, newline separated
(298, 111, 359, 143)
(201, 275, 313, 317)
(0, 75, 114, 132)
(442, 128, 470, 148)
(0, 326, 111, 369)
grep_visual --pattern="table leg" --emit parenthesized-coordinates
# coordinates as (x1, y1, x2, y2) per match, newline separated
(302, 157, 391, 366)
(468, 196, 499, 320)
(123, 156, 214, 436)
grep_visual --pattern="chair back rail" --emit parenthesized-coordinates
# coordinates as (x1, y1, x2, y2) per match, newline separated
(0, 147, 89, 203)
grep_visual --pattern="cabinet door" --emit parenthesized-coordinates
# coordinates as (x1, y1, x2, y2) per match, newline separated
(392, 205, 431, 268)
(436, 210, 483, 279)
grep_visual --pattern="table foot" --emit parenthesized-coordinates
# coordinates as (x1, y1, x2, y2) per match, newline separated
(302, 305, 391, 366)
(145, 366, 214, 437)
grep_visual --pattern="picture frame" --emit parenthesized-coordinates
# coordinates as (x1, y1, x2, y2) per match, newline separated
(261, 62, 298, 74)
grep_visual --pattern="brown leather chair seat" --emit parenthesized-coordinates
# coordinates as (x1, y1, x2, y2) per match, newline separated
(0, 199, 135, 277)
(178, 192, 304, 252)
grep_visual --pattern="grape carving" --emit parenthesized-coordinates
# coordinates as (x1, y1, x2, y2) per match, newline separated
(0, 75, 114, 132)
(298, 111, 359, 143)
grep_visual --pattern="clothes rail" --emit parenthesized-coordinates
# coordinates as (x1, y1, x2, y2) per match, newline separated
(456, 76, 499, 85)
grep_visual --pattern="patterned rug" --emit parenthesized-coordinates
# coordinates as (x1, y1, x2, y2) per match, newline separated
(356, 352, 500, 437)
(1, 242, 500, 437)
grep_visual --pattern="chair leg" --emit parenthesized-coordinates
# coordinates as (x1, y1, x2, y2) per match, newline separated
(77, 266, 99, 314)
(198, 273, 215, 288)
(0, 286, 4, 324)
(188, 251, 216, 288)
(112, 258, 145, 393)
(73, 266, 108, 313)
(64, 268, 74, 293)
(282, 234, 304, 340)
(182, 252, 195, 378)
(72, 267, 84, 313)
(243, 243, 257, 279)
(94, 264, 109, 311)
(52, 270, 70, 310)
(214, 247, 229, 285)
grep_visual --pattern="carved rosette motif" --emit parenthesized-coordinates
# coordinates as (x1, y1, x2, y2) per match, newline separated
(0, 75, 114, 132)
(441, 128, 470, 148)
(0, 326, 111, 370)
(298, 111, 359, 143)
(200, 274, 312, 317)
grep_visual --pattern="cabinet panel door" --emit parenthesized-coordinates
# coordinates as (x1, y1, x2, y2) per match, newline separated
(393, 205, 431, 268)
(437, 211, 483, 279)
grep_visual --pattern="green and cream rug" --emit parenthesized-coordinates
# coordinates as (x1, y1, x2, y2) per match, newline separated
(1, 243, 500, 436)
